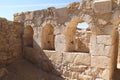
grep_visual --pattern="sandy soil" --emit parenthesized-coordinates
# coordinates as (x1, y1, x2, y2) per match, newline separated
(1, 59, 64, 80)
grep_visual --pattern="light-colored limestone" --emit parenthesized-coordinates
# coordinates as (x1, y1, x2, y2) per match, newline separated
(55, 35, 66, 53)
(4, 0, 120, 80)
(63, 52, 91, 66)
(91, 56, 110, 68)
(93, 0, 112, 14)
(97, 35, 112, 45)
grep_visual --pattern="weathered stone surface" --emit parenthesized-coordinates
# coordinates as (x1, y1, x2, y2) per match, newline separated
(78, 74, 93, 80)
(75, 29, 91, 52)
(24, 12, 34, 20)
(111, 9, 120, 25)
(63, 52, 91, 66)
(95, 78, 104, 80)
(0, 18, 22, 65)
(91, 56, 110, 68)
(55, 35, 66, 53)
(9, 0, 120, 80)
(70, 65, 87, 72)
(101, 69, 110, 80)
(103, 25, 114, 35)
(93, 0, 112, 14)
(97, 35, 112, 45)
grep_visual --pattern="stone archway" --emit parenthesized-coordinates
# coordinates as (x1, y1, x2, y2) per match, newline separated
(23, 25, 34, 47)
(41, 23, 55, 50)
(65, 18, 91, 52)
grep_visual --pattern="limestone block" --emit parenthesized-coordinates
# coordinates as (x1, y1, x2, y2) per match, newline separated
(90, 35, 97, 44)
(55, 35, 66, 53)
(63, 52, 91, 66)
(111, 10, 120, 25)
(97, 35, 112, 45)
(78, 75, 93, 80)
(80, 14, 92, 23)
(70, 65, 87, 72)
(14, 13, 25, 22)
(98, 19, 107, 25)
(91, 56, 110, 68)
(91, 43, 112, 57)
(103, 25, 114, 35)
(63, 52, 77, 63)
(84, 67, 102, 77)
(44, 50, 62, 64)
(90, 35, 97, 54)
(95, 78, 104, 80)
(101, 69, 110, 80)
(93, 0, 112, 14)
(25, 12, 34, 20)
(54, 25, 66, 35)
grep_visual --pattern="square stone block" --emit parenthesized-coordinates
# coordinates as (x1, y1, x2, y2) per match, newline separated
(93, 0, 112, 14)
(91, 56, 110, 68)
(55, 35, 66, 53)
(97, 35, 112, 45)
(63, 52, 91, 66)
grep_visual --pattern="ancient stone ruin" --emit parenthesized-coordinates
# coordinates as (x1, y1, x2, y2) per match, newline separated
(1, 0, 120, 80)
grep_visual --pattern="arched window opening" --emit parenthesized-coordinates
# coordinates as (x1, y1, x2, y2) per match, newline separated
(66, 20, 91, 53)
(75, 22, 91, 53)
(77, 22, 89, 30)
(23, 26, 34, 48)
(41, 24, 55, 50)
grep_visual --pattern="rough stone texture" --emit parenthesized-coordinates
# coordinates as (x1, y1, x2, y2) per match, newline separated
(1, 0, 120, 80)
(0, 18, 22, 65)
(75, 29, 91, 52)
(13, 0, 118, 79)
(93, 0, 112, 14)
(91, 56, 111, 68)
(63, 52, 91, 66)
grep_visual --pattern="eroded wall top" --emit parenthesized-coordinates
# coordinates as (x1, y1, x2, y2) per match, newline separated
(14, 0, 120, 35)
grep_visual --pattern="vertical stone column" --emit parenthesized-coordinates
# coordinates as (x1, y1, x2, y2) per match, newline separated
(90, 34, 116, 80)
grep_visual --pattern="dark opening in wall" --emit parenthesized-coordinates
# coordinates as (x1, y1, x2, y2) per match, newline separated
(66, 20, 91, 53)
(41, 24, 55, 50)
(23, 26, 34, 48)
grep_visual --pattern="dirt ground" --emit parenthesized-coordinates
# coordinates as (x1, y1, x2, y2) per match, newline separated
(1, 59, 64, 80)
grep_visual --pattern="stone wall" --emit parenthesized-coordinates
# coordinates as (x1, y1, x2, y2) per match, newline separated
(43, 50, 107, 80)
(0, 18, 22, 65)
(13, 0, 120, 80)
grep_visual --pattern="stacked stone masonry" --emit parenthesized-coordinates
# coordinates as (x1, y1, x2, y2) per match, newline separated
(0, 18, 22, 65)
(0, 0, 120, 80)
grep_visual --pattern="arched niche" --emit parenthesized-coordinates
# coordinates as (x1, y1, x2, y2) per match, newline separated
(41, 23, 55, 50)
(65, 18, 91, 52)
(23, 25, 34, 47)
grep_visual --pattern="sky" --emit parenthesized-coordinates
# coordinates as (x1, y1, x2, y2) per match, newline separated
(0, 0, 81, 21)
